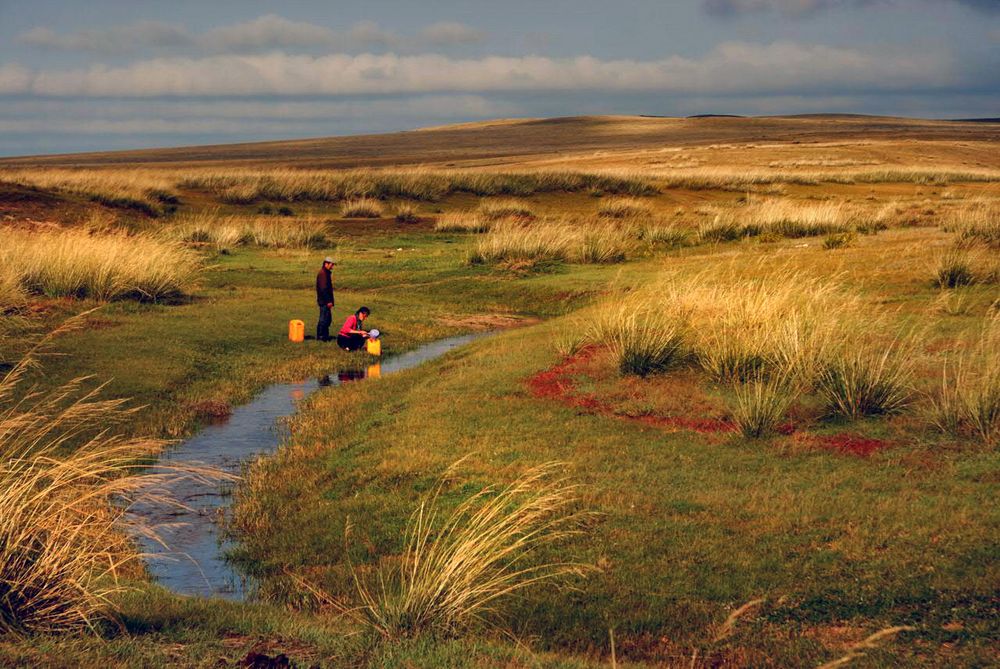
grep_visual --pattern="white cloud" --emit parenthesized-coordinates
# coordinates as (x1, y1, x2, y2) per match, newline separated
(6, 41, 955, 98)
(419, 22, 485, 45)
(14, 17, 487, 55)
(16, 21, 192, 54)
(202, 15, 337, 51)
(0, 64, 33, 93)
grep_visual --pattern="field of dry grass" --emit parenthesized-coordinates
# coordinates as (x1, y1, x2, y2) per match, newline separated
(0, 114, 998, 668)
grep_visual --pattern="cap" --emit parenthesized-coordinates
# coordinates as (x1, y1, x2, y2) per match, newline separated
(323, 257, 334, 264)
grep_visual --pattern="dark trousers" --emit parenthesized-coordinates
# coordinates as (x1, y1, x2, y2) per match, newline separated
(337, 333, 365, 351)
(317, 305, 332, 341)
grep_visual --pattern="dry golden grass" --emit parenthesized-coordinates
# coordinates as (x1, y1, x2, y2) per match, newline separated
(298, 462, 586, 638)
(165, 212, 331, 250)
(926, 316, 1000, 444)
(434, 212, 491, 233)
(340, 197, 384, 218)
(0, 318, 222, 634)
(596, 198, 652, 219)
(477, 198, 536, 221)
(0, 229, 201, 301)
(469, 220, 632, 266)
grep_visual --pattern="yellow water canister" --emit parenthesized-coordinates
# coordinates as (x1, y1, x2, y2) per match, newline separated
(288, 319, 305, 342)
(367, 363, 382, 378)
(366, 338, 381, 356)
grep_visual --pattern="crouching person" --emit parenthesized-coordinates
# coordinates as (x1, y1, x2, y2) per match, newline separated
(337, 306, 371, 351)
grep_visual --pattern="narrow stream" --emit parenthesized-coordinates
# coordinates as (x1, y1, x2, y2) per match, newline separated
(129, 332, 489, 600)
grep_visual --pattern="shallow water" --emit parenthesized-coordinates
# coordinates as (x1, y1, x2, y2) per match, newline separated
(129, 332, 489, 600)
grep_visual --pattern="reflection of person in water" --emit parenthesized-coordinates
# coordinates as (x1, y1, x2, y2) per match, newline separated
(337, 306, 371, 351)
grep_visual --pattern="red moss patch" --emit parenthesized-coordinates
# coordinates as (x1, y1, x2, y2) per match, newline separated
(527, 348, 734, 434)
(812, 433, 893, 457)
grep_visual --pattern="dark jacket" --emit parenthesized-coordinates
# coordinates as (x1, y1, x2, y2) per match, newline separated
(316, 267, 334, 306)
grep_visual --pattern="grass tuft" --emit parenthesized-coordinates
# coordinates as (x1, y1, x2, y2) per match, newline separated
(817, 338, 914, 419)
(341, 462, 586, 638)
(732, 372, 795, 438)
(926, 319, 1000, 445)
(0, 318, 220, 634)
(933, 250, 975, 288)
(477, 199, 535, 221)
(597, 198, 652, 219)
(0, 229, 200, 302)
(341, 198, 384, 218)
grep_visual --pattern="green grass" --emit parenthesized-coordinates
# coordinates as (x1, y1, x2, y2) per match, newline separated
(230, 318, 998, 666)
(3, 205, 999, 667)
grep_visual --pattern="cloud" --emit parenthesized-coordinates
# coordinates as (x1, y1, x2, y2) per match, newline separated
(14, 17, 486, 55)
(0, 64, 32, 94)
(16, 21, 192, 54)
(202, 15, 337, 51)
(704, 0, 999, 15)
(419, 22, 485, 45)
(4, 41, 958, 98)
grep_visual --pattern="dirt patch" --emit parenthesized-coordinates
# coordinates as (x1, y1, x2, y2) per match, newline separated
(437, 313, 539, 331)
(811, 433, 894, 457)
(526, 347, 735, 435)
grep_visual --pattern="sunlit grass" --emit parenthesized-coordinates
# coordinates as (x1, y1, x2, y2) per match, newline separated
(0, 229, 201, 301)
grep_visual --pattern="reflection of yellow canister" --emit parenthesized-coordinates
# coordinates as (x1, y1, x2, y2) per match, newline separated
(288, 319, 305, 342)
(366, 338, 381, 356)
(367, 363, 382, 378)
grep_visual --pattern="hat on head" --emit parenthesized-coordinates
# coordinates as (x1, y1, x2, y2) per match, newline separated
(323, 257, 334, 264)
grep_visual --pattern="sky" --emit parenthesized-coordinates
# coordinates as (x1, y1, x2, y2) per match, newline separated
(0, 0, 997, 156)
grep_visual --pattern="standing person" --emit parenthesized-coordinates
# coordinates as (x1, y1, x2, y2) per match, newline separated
(315, 257, 335, 341)
(338, 306, 371, 351)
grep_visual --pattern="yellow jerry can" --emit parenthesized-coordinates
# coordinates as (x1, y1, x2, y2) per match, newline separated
(288, 319, 305, 342)
(366, 338, 382, 356)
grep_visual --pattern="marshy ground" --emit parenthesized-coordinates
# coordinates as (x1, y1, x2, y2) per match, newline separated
(0, 115, 998, 668)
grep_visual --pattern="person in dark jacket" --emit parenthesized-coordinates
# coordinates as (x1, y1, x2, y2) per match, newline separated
(315, 257, 335, 341)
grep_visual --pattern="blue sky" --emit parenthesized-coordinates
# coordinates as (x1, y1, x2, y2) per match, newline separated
(0, 0, 997, 156)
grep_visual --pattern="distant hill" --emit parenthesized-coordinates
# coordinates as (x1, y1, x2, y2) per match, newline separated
(1, 114, 997, 169)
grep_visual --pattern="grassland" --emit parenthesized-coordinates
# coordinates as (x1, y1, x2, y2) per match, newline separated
(0, 114, 998, 668)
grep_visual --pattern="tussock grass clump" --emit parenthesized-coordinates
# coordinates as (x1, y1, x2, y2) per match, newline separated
(578, 225, 630, 264)
(953, 201, 1000, 249)
(434, 212, 491, 233)
(469, 221, 631, 267)
(597, 198, 652, 219)
(0, 229, 200, 301)
(698, 218, 748, 244)
(477, 199, 535, 221)
(823, 232, 856, 250)
(933, 250, 976, 288)
(469, 223, 571, 266)
(732, 372, 795, 438)
(341, 198, 384, 218)
(168, 213, 331, 250)
(927, 320, 1000, 445)
(587, 304, 688, 377)
(816, 338, 914, 419)
(338, 462, 585, 638)
(636, 222, 691, 247)
(0, 322, 218, 634)
(394, 203, 420, 223)
(4, 169, 175, 215)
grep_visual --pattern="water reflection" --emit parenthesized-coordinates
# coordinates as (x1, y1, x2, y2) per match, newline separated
(130, 333, 488, 600)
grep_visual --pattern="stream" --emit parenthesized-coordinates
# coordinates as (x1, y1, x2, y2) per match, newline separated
(128, 332, 489, 600)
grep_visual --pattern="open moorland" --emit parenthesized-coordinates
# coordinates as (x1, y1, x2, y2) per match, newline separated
(0, 115, 998, 668)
